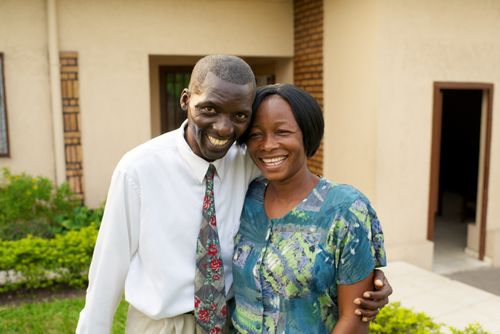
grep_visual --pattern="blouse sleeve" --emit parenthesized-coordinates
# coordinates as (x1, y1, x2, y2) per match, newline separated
(333, 197, 386, 286)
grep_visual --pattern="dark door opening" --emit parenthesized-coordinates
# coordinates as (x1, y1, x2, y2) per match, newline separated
(434, 90, 482, 272)
(438, 90, 482, 221)
(428, 83, 494, 272)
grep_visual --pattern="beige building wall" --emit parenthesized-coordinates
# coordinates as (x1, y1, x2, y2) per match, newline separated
(0, 0, 293, 207)
(0, 0, 55, 178)
(324, 0, 500, 268)
(56, 0, 293, 207)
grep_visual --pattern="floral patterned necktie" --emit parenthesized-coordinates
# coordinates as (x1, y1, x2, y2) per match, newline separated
(194, 164, 227, 333)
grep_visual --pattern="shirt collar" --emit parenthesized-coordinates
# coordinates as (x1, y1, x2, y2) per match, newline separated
(175, 120, 228, 183)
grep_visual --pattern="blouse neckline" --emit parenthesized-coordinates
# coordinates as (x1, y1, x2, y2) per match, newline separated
(260, 177, 329, 222)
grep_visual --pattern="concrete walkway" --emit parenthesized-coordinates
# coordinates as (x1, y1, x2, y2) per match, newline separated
(446, 267, 500, 296)
(385, 261, 500, 333)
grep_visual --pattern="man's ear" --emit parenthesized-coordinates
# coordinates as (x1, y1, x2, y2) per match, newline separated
(180, 88, 190, 111)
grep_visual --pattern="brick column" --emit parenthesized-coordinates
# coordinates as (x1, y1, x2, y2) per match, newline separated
(294, 0, 323, 176)
(60, 52, 84, 201)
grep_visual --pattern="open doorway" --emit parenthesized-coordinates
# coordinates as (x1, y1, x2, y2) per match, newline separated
(428, 83, 493, 274)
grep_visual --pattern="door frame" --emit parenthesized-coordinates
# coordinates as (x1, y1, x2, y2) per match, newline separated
(427, 82, 494, 260)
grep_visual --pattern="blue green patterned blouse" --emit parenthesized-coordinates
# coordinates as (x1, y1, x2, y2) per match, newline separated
(231, 178, 386, 334)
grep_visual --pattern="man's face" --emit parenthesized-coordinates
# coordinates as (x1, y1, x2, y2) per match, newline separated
(181, 72, 255, 161)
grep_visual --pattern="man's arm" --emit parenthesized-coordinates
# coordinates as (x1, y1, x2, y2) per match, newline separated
(76, 169, 140, 334)
(353, 269, 392, 322)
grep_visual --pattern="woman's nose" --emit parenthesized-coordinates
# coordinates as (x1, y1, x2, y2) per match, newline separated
(262, 134, 278, 150)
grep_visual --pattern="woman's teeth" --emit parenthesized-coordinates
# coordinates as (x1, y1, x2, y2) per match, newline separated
(261, 156, 286, 166)
(208, 136, 229, 146)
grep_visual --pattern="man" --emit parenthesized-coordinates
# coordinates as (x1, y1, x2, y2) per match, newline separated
(76, 55, 391, 334)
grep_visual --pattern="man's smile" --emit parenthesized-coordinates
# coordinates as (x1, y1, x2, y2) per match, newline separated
(207, 135, 230, 147)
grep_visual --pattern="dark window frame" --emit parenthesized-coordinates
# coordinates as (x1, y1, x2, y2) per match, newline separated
(159, 66, 192, 134)
(0, 53, 10, 157)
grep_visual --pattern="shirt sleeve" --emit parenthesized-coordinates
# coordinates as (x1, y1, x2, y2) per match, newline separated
(335, 198, 386, 285)
(76, 168, 141, 334)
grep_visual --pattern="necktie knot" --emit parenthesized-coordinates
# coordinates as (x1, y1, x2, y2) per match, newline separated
(205, 164, 216, 181)
(204, 164, 216, 199)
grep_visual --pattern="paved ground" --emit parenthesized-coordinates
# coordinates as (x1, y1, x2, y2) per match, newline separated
(386, 261, 500, 334)
(446, 267, 500, 296)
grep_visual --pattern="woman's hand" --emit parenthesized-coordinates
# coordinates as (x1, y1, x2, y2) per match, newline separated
(353, 269, 392, 322)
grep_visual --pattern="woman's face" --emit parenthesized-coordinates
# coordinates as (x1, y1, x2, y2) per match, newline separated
(246, 95, 308, 183)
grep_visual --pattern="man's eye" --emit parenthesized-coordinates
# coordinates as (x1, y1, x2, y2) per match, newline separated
(201, 106, 216, 113)
(234, 113, 248, 121)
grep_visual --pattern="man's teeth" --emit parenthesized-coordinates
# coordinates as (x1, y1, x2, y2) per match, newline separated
(208, 136, 229, 146)
(262, 156, 286, 166)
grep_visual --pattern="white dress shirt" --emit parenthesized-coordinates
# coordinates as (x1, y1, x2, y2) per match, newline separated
(76, 122, 260, 334)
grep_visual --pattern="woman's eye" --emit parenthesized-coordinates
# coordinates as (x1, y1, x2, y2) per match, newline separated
(276, 130, 290, 136)
(248, 132, 262, 139)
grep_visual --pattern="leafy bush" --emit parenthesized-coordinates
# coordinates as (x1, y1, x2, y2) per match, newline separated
(0, 224, 98, 293)
(370, 302, 441, 333)
(370, 302, 491, 334)
(0, 168, 81, 240)
(53, 205, 104, 233)
(449, 323, 492, 334)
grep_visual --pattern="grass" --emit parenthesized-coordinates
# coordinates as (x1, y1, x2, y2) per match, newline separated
(0, 296, 128, 334)
(0, 297, 491, 334)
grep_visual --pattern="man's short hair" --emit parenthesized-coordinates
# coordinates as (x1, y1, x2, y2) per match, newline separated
(189, 55, 256, 93)
(238, 84, 324, 157)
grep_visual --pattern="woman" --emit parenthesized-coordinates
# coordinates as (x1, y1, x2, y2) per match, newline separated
(232, 84, 386, 333)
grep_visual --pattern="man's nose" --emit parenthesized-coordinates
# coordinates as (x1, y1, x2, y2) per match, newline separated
(213, 115, 234, 138)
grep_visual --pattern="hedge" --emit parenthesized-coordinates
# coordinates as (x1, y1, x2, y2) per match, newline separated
(0, 168, 82, 240)
(0, 224, 97, 293)
(370, 302, 490, 334)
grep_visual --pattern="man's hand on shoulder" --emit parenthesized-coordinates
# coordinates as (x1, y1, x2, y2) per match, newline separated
(353, 269, 392, 322)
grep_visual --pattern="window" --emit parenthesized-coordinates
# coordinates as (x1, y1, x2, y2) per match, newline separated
(0, 53, 9, 157)
(159, 66, 192, 133)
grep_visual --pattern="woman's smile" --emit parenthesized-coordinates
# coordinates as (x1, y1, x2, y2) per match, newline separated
(260, 155, 287, 168)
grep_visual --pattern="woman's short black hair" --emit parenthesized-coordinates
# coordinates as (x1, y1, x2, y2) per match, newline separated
(238, 83, 324, 157)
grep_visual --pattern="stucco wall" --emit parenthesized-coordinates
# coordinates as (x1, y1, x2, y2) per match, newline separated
(324, 0, 500, 268)
(323, 0, 378, 199)
(0, 0, 55, 178)
(57, 0, 293, 207)
(0, 0, 293, 206)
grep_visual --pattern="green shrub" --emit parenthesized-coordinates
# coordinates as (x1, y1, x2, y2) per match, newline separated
(370, 302, 491, 334)
(53, 205, 104, 233)
(449, 323, 492, 334)
(0, 224, 98, 293)
(0, 168, 81, 240)
(370, 302, 441, 333)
